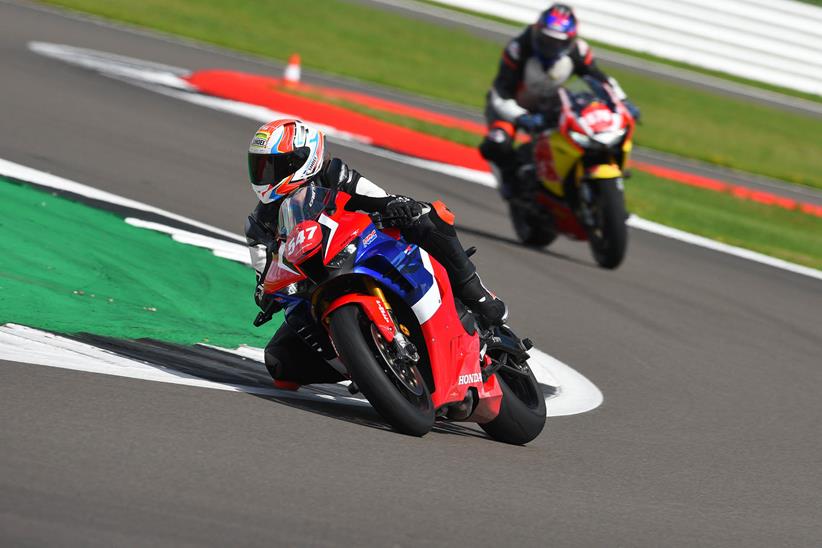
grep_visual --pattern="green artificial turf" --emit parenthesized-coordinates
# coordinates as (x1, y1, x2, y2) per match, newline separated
(0, 178, 279, 346)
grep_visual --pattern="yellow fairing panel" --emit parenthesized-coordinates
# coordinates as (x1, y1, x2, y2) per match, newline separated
(588, 164, 622, 180)
(542, 133, 582, 196)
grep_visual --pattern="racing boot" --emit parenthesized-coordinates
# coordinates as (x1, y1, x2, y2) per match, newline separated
(497, 167, 520, 200)
(456, 273, 508, 328)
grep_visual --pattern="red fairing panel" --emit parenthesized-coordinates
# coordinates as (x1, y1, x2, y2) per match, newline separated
(322, 294, 396, 343)
(283, 220, 323, 264)
(263, 240, 306, 294)
(419, 255, 502, 414)
(580, 103, 616, 133)
(319, 192, 374, 265)
(535, 192, 588, 240)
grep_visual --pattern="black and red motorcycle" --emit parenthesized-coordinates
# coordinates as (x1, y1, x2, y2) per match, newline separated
(508, 79, 636, 269)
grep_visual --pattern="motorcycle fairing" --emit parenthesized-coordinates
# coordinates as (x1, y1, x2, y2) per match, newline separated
(535, 131, 582, 196)
(586, 164, 622, 179)
(322, 293, 396, 343)
(263, 240, 306, 294)
(317, 192, 373, 265)
(349, 228, 441, 324)
(283, 220, 323, 264)
(535, 192, 587, 240)
(414, 255, 503, 410)
(345, 226, 500, 408)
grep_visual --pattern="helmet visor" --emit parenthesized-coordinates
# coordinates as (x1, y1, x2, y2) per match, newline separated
(248, 147, 310, 187)
(535, 31, 570, 63)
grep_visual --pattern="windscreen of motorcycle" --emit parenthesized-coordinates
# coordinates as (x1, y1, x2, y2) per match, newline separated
(277, 185, 336, 240)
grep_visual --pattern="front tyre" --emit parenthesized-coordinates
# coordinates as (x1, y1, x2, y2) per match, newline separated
(480, 364, 546, 445)
(329, 305, 434, 437)
(587, 179, 628, 269)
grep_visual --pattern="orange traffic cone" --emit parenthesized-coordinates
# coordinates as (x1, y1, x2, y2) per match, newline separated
(284, 53, 301, 84)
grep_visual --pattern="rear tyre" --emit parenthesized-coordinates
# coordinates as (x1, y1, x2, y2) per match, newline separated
(329, 305, 434, 437)
(480, 364, 546, 445)
(587, 179, 628, 269)
(509, 201, 557, 248)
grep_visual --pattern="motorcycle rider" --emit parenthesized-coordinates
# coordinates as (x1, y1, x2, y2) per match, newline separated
(479, 3, 638, 198)
(245, 119, 508, 389)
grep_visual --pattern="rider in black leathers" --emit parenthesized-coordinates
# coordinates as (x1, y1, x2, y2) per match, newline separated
(245, 120, 507, 389)
(479, 3, 638, 198)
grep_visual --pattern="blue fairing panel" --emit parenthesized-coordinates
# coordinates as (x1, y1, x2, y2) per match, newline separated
(353, 226, 435, 307)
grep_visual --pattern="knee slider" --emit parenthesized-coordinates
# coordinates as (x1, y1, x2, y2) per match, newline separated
(263, 347, 285, 379)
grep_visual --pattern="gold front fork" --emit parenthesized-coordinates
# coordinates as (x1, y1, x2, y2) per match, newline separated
(365, 279, 411, 336)
(365, 279, 391, 310)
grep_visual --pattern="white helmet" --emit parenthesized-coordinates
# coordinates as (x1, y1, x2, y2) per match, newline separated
(247, 119, 325, 204)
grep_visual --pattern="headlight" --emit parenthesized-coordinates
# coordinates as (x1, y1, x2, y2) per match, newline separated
(327, 242, 357, 268)
(593, 129, 626, 147)
(569, 130, 591, 146)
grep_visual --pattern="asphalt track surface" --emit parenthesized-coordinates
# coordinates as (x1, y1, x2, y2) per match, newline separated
(1, 2, 821, 547)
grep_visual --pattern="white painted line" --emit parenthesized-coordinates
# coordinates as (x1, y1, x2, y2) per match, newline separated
(0, 323, 598, 417)
(29, 41, 194, 89)
(125, 217, 251, 264)
(529, 349, 603, 417)
(0, 323, 274, 395)
(0, 157, 245, 243)
(627, 216, 822, 281)
(0, 324, 368, 405)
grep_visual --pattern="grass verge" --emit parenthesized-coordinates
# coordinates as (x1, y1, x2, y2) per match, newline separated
(626, 172, 822, 270)
(39, 0, 822, 190)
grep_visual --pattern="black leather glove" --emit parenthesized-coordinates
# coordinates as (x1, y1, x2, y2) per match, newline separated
(516, 113, 546, 132)
(384, 197, 422, 228)
(253, 285, 283, 327)
(254, 283, 268, 309)
(624, 99, 641, 123)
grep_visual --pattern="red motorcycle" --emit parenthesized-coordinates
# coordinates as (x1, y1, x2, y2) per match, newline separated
(259, 186, 546, 443)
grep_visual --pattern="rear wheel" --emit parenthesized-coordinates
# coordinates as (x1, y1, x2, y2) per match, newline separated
(509, 201, 557, 248)
(328, 305, 434, 436)
(586, 179, 628, 269)
(480, 360, 546, 445)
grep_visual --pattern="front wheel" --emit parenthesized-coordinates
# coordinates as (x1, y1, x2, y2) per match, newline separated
(328, 304, 434, 436)
(480, 363, 546, 445)
(586, 179, 628, 269)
